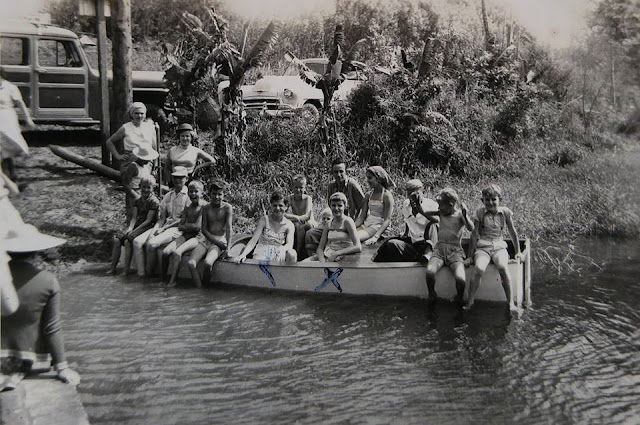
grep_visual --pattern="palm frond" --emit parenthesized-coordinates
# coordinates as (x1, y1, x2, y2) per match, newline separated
(181, 12, 203, 30)
(243, 21, 279, 69)
(284, 51, 321, 86)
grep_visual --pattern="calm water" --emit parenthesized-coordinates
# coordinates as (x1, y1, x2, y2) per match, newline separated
(60, 240, 640, 425)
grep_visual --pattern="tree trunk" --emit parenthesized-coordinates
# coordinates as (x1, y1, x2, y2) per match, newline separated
(49, 145, 121, 181)
(110, 0, 133, 134)
(418, 38, 432, 80)
(480, 0, 493, 51)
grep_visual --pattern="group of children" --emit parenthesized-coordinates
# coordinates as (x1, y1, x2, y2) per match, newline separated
(109, 153, 523, 312)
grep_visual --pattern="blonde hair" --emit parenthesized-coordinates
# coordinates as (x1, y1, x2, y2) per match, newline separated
(481, 184, 502, 199)
(329, 192, 348, 206)
(436, 188, 459, 205)
(320, 207, 332, 218)
(139, 176, 156, 187)
(188, 180, 204, 191)
(292, 174, 307, 185)
(128, 102, 147, 118)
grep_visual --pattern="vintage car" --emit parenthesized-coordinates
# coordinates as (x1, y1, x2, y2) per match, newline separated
(0, 20, 168, 125)
(238, 58, 368, 116)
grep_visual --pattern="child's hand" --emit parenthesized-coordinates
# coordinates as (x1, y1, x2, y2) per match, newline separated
(463, 257, 474, 266)
(234, 255, 246, 264)
(364, 236, 379, 246)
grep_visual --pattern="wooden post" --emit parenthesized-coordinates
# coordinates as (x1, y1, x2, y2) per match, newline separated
(110, 0, 133, 168)
(96, 0, 111, 166)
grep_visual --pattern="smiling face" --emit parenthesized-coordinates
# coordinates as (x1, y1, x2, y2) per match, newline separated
(321, 211, 333, 227)
(210, 188, 224, 207)
(292, 180, 306, 198)
(331, 163, 347, 184)
(188, 184, 202, 202)
(178, 131, 192, 148)
(330, 199, 346, 217)
(482, 194, 500, 213)
(140, 181, 153, 198)
(270, 199, 287, 219)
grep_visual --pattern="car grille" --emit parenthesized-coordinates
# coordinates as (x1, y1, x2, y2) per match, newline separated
(243, 98, 282, 110)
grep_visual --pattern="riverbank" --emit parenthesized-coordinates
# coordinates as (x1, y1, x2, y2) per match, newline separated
(10, 132, 640, 270)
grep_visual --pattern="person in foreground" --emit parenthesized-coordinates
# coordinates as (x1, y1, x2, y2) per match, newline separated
(1, 224, 80, 390)
(285, 174, 315, 260)
(144, 167, 190, 275)
(354, 166, 395, 246)
(423, 188, 474, 305)
(373, 179, 439, 262)
(234, 191, 297, 265)
(109, 176, 159, 275)
(187, 180, 233, 287)
(165, 180, 207, 286)
(464, 184, 523, 313)
(305, 192, 361, 262)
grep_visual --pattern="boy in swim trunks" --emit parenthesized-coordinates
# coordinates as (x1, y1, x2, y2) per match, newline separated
(165, 180, 207, 286)
(285, 174, 315, 260)
(464, 184, 523, 313)
(186, 180, 233, 287)
(422, 188, 474, 305)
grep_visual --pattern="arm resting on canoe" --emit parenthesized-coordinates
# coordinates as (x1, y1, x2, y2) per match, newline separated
(504, 208, 522, 260)
(235, 217, 265, 263)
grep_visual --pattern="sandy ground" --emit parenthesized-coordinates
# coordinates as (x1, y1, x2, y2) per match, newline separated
(11, 130, 123, 267)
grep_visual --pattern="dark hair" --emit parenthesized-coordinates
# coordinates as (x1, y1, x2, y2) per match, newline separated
(270, 191, 288, 205)
(210, 179, 226, 191)
(331, 158, 347, 167)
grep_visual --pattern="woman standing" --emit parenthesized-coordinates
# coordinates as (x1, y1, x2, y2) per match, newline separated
(105, 102, 157, 173)
(166, 123, 215, 178)
(0, 75, 34, 182)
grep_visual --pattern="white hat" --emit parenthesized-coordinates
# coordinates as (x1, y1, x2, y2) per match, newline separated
(4, 224, 66, 253)
(171, 166, 190, 177)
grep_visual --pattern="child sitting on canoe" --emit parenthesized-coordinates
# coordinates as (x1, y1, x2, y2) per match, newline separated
(187, 180, 233, 287)
(464, 184, 523, 313)
(354, 166, 395, 246)
(144, 167, 190, 276)
(421, 188, 474, 305)
(305, 192, 361, 262)
(165, 180, 207, 286)
(304, 158, 365, 256)
(285, 174, 315, 260)
(373, 178, 439, 262)
(120, 145, 157, 220)
(109, 176, 159, 275)
(234, 191, 297, 265)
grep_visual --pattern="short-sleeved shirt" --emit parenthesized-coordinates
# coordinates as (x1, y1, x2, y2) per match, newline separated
(160, 186, 189, 222)
(402, 196, 438, 243)
(475, 206, 512, 241)
(327, 177, 365, 218)
(134, 193, 160, 227)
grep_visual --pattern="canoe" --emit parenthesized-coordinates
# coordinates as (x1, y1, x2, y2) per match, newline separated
(206, 238, 532, 306)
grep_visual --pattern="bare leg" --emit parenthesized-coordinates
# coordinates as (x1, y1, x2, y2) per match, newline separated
(451, 262, 467, 305)
(168, 238, 200, 286)
(493, 250, 517, 313)
(187, 243, 209, 288)
(202, 246, 222, 285)
(122, 240, 134, 275)
(109, 236, 122, 274)
(465, 254, 490, 310)
(425, 258, 443, 304)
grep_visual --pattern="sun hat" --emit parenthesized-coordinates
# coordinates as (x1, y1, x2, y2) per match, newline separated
(131, 145, 159, 161)
(176, 123, 194, 133)
(4, 223, 66, 253)
(171, 166, 190, 177)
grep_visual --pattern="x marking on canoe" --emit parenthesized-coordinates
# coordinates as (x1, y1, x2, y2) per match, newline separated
(314, 267, 344, 293)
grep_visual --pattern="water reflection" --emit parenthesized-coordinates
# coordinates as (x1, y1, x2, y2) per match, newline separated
(59, 240, 640, 425)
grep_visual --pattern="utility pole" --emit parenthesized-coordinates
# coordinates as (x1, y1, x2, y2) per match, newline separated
(95, 0, 111, 166)
(110, 0, 133, 168)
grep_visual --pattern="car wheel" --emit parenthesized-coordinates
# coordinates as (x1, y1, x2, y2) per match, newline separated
(299, 103, 320, 121)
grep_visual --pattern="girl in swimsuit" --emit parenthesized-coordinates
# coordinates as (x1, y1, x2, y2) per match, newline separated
(166, 123, 215, 179)
(234, 191, 297, 265)
(306, 192, 361, 262)
(355, 166, 395, 246)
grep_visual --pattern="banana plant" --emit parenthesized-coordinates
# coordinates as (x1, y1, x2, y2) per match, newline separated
(285, 24, 366, 154)
(161, 8, 278, 176)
